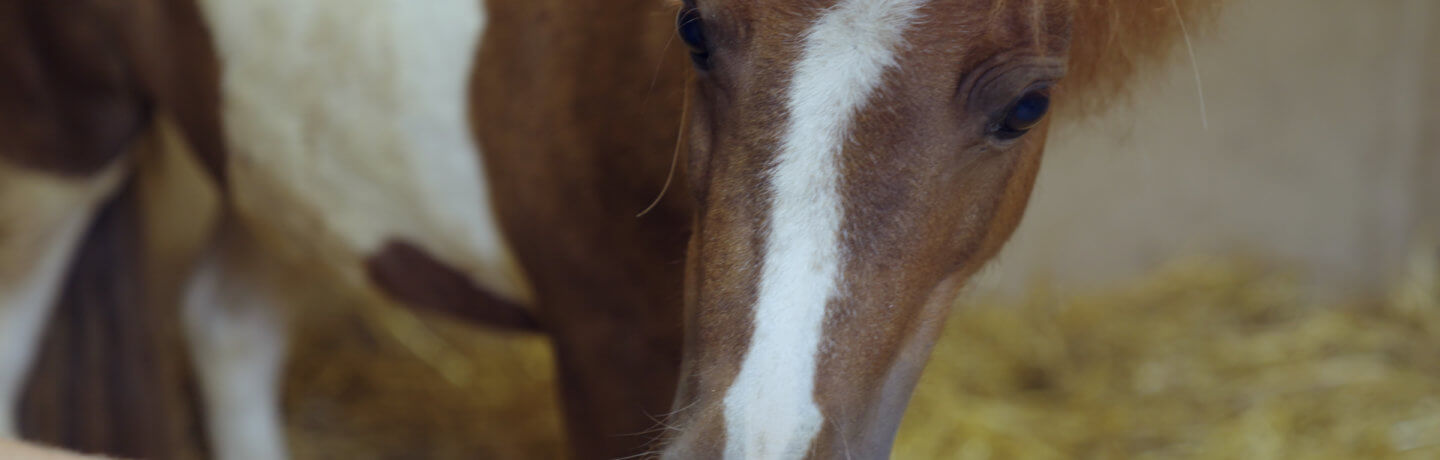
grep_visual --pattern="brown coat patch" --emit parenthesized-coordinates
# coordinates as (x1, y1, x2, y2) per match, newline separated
(470, 0, 694, 457)
(0, 0, 147, 175)
(365, 240, 540, 332)
(116, 0, 229, 184)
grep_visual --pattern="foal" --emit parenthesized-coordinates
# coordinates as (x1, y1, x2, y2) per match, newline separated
(0, 0, 1215, 458)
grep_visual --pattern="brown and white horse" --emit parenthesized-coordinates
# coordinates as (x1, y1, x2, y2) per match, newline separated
(0, 0, 1215, 458)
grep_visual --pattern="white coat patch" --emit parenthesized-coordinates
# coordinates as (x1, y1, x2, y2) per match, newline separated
(195, 0, 531, 304)
(0, 158, 126, 437)
(720, 1, 927, 459)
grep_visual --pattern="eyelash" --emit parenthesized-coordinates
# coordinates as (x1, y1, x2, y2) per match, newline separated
(676, 6, 710, 70)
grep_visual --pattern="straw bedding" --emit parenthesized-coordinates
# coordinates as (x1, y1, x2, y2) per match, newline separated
(284, 253, 1440, 459)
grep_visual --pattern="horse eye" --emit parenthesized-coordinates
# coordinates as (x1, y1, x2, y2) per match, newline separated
(676, 7, 710, 70)
(993, 89, 1051, 140)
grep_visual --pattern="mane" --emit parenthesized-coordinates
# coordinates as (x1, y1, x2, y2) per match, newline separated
(1057, 0, 1227, 116)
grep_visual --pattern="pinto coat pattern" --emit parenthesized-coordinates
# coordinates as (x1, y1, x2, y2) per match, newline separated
(0, 0, 1219, 458)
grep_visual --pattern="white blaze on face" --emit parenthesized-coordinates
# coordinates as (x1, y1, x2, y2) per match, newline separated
(721, 1, 926, 459)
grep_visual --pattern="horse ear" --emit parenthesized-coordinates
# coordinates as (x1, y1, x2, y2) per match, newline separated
(1057, 0, 1226, 117)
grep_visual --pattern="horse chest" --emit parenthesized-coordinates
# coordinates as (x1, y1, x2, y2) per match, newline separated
(192, 0, 529, 304)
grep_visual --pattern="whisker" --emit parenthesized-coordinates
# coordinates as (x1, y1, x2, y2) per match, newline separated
(1169, 0, 1209, 131)
(637, 85, 690, 218)
(640, 31, 677, 113)
(612, 449, 664, 460)
(658, 397, 701, 419)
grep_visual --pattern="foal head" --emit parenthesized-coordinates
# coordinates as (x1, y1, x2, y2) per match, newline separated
(662, 0, 1214, 457)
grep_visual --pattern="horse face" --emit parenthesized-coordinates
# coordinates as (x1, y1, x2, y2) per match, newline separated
(667, 0, 1071, 457)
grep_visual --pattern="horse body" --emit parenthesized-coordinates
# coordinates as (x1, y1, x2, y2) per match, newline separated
(0, 160, 127, 438)
(0, 0, 1215, 458)
(4, 0, 689, 457)
(196, 0, 530, 306)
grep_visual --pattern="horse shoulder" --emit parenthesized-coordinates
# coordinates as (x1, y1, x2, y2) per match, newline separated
(191, 0, 532, 307)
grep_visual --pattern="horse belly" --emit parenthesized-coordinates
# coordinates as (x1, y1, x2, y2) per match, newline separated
(193, 0, 530, 304)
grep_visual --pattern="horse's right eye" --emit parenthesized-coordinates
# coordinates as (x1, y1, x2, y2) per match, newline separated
(676, 7, 710, 70)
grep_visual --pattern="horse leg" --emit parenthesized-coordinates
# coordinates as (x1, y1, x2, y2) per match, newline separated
(0, 160, 127, 438)
(180, 222, 289, 460)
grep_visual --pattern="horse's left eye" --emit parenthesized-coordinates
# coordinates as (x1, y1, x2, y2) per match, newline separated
(676, 6, 710, 70)
(993, 89, 1051, 140)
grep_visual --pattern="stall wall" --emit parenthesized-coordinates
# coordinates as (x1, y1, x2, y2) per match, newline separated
(979, 0, 1440, 296)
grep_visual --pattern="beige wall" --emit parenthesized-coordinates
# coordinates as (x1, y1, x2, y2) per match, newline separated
(1420, 0, 1440, 230)
(977, 0, 1440, 296)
